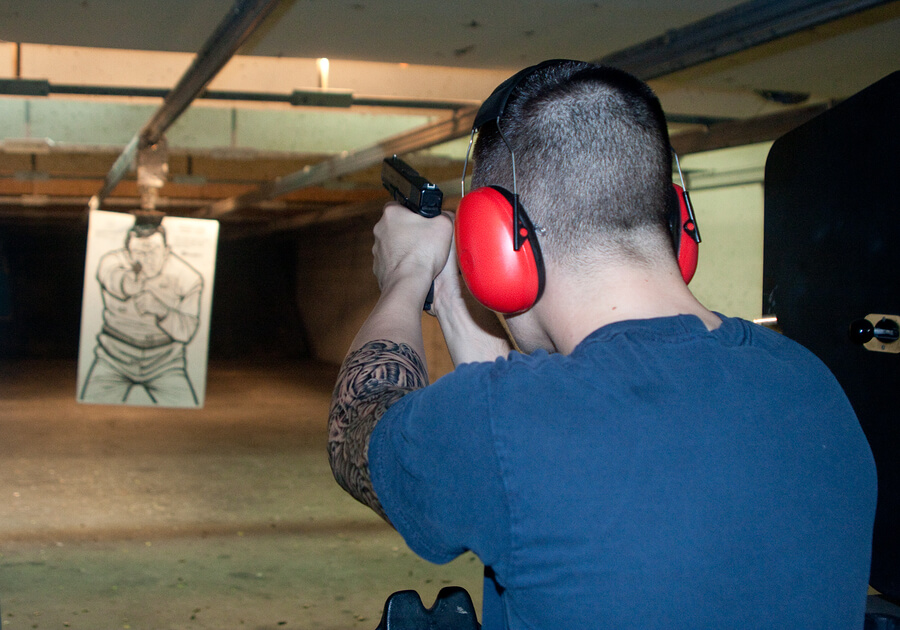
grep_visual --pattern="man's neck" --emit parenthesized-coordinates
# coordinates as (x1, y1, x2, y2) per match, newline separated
(534, 261, 721, 355)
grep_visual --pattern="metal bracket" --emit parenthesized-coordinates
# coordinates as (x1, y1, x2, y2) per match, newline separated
(850, 314, 900, 354)
(137, 137, 169, 213)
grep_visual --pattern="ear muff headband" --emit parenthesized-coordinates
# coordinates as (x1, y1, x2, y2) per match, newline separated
(472, 59, 573, 131)
(456, 186, 545, 314)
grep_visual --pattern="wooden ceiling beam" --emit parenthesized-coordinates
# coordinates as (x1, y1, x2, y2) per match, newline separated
(671, 102, 832, 155)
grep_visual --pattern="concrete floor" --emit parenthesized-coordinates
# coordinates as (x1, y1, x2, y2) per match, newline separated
(0, 360, 483, 630)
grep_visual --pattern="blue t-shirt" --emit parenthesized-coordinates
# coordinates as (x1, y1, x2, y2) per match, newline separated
(369, 315, 877, 629)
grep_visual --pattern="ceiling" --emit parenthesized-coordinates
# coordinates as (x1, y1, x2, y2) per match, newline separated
(1, 0, 898, 234)
(3, 0, 896, 93)
(2, 1, 766, 69)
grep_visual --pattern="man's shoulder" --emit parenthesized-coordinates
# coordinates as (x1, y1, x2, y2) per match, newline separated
(387, 352, 558, 420)
(444, 348, 565, 384)
(727, 316, 831, 367)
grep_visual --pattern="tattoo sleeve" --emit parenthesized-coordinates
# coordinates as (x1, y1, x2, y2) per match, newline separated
(328, 340, 428, 521)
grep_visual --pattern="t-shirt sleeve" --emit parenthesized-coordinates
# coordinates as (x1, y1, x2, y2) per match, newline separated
(368, 361, 511, 567)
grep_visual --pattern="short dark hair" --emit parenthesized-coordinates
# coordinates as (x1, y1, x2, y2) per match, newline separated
(125, 218, 167, 248)
(472, 60, 673, 268)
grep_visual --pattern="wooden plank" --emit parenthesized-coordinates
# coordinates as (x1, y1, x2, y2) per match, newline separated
(671, 103, 832, 155)
(0, 154, 32, 176)
(0, 176, 379, 197)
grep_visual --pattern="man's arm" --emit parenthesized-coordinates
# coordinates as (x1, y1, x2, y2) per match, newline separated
(328, 339, 427, 521)
(96, 249, 136, 300)
(326, 203, 513, 520)
(142, 258, 204, 343)
(327, 203, 451, 519)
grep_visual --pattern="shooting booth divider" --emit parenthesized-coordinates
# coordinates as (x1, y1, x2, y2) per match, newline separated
(763, 71, 900, 601)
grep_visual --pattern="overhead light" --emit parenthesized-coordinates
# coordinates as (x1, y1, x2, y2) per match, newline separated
(317, 57, 330, 90)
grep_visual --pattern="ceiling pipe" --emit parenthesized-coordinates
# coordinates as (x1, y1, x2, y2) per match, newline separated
(598, 0, 893, 80)
(0, 78, 727, 123)
(89, 0, 283, 211)
(0, 79, 477, 111)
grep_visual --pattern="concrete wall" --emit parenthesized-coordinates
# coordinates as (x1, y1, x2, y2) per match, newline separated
(687, 183, 766, 320)
(680, 143, 770, 321)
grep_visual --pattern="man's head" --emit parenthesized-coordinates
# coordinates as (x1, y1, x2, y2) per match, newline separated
(471, 60, 674, 272)
(125, 221, 168, 278)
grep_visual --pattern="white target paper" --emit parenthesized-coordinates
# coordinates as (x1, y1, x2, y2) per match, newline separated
(76, 210, 219, 408)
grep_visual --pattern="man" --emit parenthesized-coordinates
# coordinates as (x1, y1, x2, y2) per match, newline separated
(80, 219, 203, 406)
(328, 60, 877, 628)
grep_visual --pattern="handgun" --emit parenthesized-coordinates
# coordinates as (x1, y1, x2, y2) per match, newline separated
(381, 155, 443, 311)
(381, 155, 443, 218)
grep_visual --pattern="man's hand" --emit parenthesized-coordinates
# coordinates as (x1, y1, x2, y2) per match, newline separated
(134, 290, 169, 319)
(121, 269, 145, 296)
(344, 202, 453, 355)
(367, 203, 511, 364)
(371, 202, 454, 297)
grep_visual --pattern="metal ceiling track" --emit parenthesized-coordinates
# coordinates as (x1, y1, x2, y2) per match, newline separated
(88, 0, 283, 211)
(199, 0, 889, 224)
(598, 0, 894, 80)
(195, 107, 478, 219)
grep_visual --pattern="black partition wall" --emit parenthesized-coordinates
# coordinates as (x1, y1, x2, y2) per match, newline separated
(763, 71, 900, 600)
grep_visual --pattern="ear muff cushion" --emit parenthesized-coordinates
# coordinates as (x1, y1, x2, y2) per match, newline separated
(672, 183, 699, 284)
(456, 186, 544, 314)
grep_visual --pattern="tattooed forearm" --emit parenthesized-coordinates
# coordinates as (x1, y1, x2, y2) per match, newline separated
(328, 340, 428, 521)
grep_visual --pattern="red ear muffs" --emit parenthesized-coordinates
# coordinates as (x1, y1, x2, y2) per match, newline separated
(672, 183, 700, 284)
(456, 186, 545, 314)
